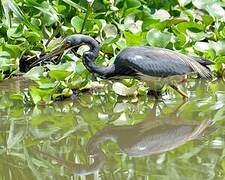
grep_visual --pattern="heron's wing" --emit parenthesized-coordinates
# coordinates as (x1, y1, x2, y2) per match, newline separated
(118, 47, 212, 78)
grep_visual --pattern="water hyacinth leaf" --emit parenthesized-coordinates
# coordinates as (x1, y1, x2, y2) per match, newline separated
(205, 3, 225, 21)
(209, 40, 225, 56)
(23, 66, 45, 80)
(7, 25, 24, 39)
(125, 0, 141, 9)
(2, 0, 39, 32)
(30, 86, 53, 98)
(153, 9, 171, 21)
(103, 24, 118, 38)
(24, 31, 42, 43)
(176, 22, 205, 33)
(192, 0, 216, 9)
(2, 44, 24, 59)
(75, 62, 86, 74)
(124, 31, 147, 46)
(71, 16, 84, 33)
(116, 37, 127, 50)
(0, 51, 11, 59)
(178, 0, 191, 6)
(186, 30, 210, 41)
(62, 88, 73, 97)
(48, 70, 72, 81)
(147, 29, 172, 48)
(112, 82, 137, 96)
(26, 0, 58, 26)
(47, 62, 76, 72)
(29, 86, 53, 104)
(194, 42, 211, 52)
(124, 14, 142, 33)
(31, 18, 42, 27)
(124, 14, 135, 26)
(62, 0, 86, 11)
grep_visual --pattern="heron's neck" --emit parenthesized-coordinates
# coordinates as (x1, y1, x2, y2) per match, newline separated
(81, 36, 100, 58)
(81, 37, 115, 78)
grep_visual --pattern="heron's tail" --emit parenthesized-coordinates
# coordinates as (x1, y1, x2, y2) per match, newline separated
(188, 56, 214, 79)
(190, 56, 214, 68)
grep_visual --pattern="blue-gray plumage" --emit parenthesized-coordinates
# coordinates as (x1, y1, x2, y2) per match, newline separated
(30, 34, 213, 98)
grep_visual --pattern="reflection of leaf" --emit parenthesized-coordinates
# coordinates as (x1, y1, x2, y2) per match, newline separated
(7, 121, 24, 149)
(213, 108, 225, 122)
(24, 147, 42, 180)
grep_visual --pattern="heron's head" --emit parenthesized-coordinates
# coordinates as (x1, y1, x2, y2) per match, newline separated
(64, 34, 86, 47)
(30, 34, 87, 67)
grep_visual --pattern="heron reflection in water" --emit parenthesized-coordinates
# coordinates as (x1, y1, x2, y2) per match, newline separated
(30, 34, 213, 98)
(36, 103, 213, 176)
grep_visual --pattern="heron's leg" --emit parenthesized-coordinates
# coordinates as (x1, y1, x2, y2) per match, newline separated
(147, 80, 164, 99)
(169, 84, 188, 99)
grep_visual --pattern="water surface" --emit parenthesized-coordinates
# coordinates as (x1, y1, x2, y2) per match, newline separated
(0, 78, 224, 179)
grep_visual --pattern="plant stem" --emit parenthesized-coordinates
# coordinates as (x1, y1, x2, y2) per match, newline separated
(80, 3, 92, 34)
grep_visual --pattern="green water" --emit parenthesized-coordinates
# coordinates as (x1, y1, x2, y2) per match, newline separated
(0, 78, 224, 179)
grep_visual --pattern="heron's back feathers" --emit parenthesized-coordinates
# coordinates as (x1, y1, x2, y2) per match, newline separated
(114, 47, 213, 79)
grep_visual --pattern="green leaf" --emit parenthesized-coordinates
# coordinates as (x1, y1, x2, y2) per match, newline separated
(71, 16, 84, 33)
(124, 31, 147, 46)
(192, 0, 216, 9)
(2, 0, 40, 32)
(178, 0, 191, 6)
(125, 0, 141, 9)
(152, 9, 171, 21)
(147, 29, 172, 48)
(209, 40, 225, 56)
(194, 42, 211, 52)
(7, 25, 24, 39)
(112, 82, 137, 96)
(176, 22, 205, 33)
(62, 0, 86, 11)
(103, 24, 118, 38)
(47, 62, 76, 72)
(48, 70, 72, 81)
(23, 66, 45, 81)
(29, 86, 53, 104)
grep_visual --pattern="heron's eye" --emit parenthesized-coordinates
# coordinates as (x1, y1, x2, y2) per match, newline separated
(65, 40, 71, 46)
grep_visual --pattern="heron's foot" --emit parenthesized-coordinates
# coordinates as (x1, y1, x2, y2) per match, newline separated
(147, 89, 162, 99)
(169, 84, 188, 100)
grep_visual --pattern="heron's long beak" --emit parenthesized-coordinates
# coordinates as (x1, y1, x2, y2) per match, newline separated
(30, 43, 70, 67)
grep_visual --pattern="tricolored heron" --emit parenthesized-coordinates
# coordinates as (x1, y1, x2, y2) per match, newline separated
(30, 34, 213, 98)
